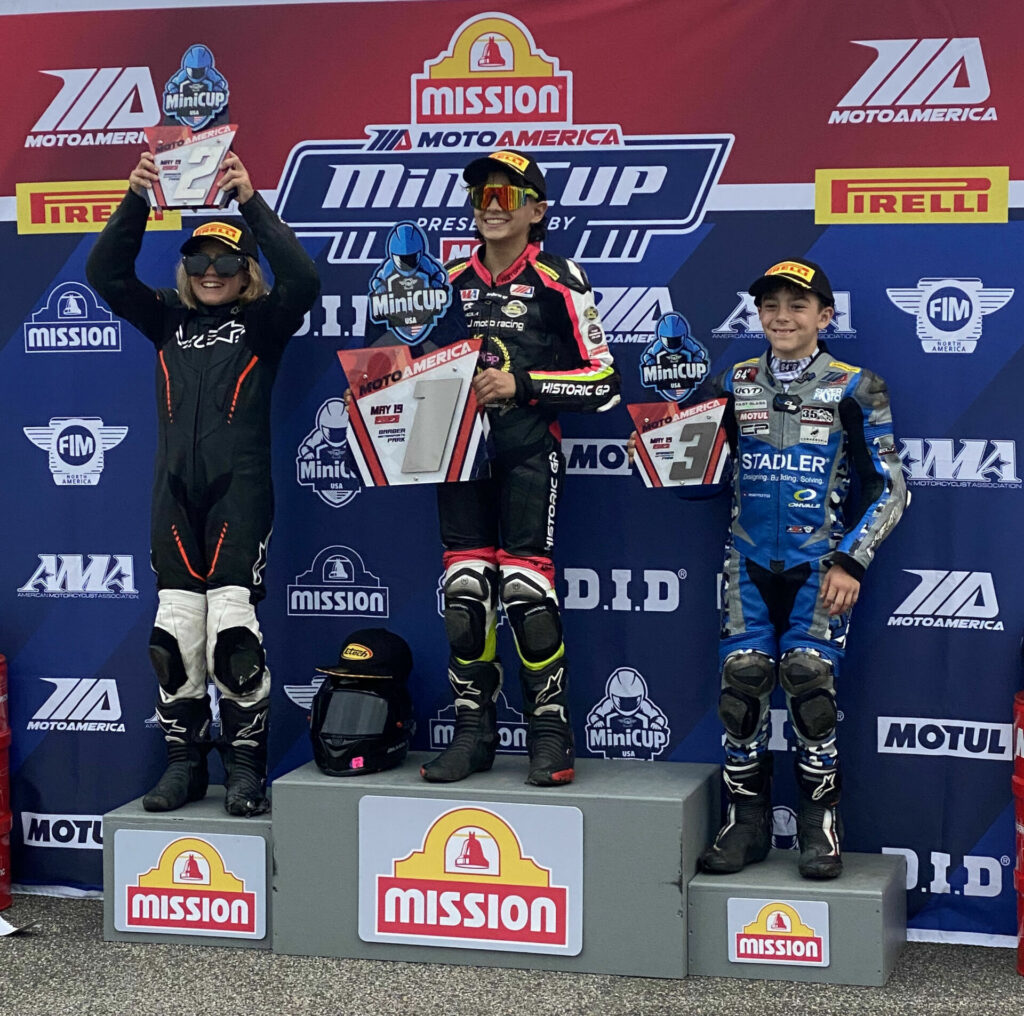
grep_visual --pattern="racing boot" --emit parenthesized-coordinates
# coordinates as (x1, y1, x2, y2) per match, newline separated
(796, 759, 843, 879)
(521, 659, 574, 786)
(699, 756, 772, 874)
(219, 697, 270, 817)
(421, 660, 501, 782)
(143, 696, 212, 812)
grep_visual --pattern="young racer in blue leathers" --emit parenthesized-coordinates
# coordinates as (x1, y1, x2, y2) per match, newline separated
(630, 258, 907, 878)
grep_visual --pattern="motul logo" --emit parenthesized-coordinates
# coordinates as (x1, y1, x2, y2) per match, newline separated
(888, 569, 1003, 630)
(830, 39, 996, 124)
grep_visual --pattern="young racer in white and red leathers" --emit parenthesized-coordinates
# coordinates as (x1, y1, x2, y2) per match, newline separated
(86, 151, 319, 817)
(420, 150, 620, 787)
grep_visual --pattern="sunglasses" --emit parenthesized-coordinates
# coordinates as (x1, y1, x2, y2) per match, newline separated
(467, 184, 539, 211)
(182, 252, 248, 277)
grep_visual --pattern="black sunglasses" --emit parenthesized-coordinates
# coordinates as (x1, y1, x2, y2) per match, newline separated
(182, 252, 248, 277)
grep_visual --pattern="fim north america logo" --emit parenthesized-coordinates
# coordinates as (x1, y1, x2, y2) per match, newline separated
(23, 282, 122, 353)
(24, 416, 127, 486)
(585, 667, 670, 760)
(296, 399, 361, 507)
(886, 277, 1012, 353)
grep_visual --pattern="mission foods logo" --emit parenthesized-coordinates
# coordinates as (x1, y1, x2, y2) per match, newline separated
(727, 899, 829, 966)
(16, 180, 180, 234)
(114, 831, 266, 939)
(273, 11, 731, 265)
(815, 167, 1008, 224)
(358, 797, 582, 954)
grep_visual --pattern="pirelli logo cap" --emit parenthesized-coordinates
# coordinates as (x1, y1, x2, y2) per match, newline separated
(180, 217, 258, 258)
(749, 258, 835, 307)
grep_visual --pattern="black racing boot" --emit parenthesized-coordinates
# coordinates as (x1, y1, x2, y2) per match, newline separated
(796, 759, 843, 879)
(143, 697, 212, 812)
(699, 757, 772, 874)
(421, 660, 501, 783)
(521, 659, 574, 786)
(219, 697, 270, 817)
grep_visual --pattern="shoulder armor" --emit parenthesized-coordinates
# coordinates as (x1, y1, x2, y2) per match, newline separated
(534, 250, 591, 293)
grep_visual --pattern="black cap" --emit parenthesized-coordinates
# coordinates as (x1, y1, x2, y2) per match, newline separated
(463, 149, 546, 200)
(180, 218, 258, 258)
(748, 258, 834, 307)
(315, 629, 413, 682)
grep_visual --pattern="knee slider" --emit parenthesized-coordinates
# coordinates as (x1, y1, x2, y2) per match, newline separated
(149, 627, 188, 694)
(718, 688, 763, 741)
(443, 562, 497, 661)
(213, 627, 266, 696)
(722, 650, 775, 698)
(500, 568, 562, 665)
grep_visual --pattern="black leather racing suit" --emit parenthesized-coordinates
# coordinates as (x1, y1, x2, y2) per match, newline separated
(86, 188, 320, 599)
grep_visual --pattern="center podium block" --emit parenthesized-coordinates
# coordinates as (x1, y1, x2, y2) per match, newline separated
(272, 754, 718, 977)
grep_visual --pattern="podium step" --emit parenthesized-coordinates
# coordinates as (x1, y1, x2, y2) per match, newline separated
(103, 786, 272, 948)
(687, 849, 906, 985)
(272, 754, 718, 977)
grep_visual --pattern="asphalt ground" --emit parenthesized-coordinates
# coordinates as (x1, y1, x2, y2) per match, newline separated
(0, 893, 1021, 1016)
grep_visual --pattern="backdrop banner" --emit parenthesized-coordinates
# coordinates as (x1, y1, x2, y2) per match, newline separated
(0, 1, 1020, 946)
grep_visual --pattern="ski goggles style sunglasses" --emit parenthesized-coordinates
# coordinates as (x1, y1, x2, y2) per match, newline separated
(182, 252, 249, 277)
(466, 184, 540, 211)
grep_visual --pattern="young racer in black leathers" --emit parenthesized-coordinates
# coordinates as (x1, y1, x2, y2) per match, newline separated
(419, 150, 620, 787)
(86, 151, 319, 816)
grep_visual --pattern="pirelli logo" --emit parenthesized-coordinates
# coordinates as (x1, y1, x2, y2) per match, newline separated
(16, 181, 181, 234)
(815, 167, 1008, 224)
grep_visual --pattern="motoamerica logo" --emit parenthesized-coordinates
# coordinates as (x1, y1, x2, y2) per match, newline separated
(28, 677, 125, 733)
(272, 11, 731, 265)
(888, 569, 1003, 630)
(18, 554, 138, 598)
(585, 668, 670, 760)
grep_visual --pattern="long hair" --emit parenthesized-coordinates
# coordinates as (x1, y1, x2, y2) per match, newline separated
(174, 256, 268, 310)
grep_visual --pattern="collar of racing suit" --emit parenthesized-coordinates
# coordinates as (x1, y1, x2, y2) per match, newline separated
(469, 242, 540, 287)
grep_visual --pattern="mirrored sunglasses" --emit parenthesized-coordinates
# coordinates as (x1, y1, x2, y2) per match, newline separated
(182, 252, 248, 277)
(467, 184, 538, 211)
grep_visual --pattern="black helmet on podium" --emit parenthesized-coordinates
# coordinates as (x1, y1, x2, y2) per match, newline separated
(309, 629, 415, 776)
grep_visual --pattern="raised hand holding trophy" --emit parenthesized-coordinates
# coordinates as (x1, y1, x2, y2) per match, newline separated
(145, 43, 237, 210)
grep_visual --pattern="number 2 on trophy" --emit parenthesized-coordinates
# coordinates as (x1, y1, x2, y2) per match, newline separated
(668, 420, 719, 482)
(173, 143, 221, 202)
(402, 377, 463, 474)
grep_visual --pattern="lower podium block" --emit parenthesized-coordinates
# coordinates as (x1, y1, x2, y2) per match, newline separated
(687, 850, 906, 986)
(103, 787, 272, 949)
(272, 754, 718, 977)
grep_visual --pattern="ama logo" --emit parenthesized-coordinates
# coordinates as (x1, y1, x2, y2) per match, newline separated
(296, 399, 361, 508)
(887, 277, 1013, 353)
(18, 554, 137, 598)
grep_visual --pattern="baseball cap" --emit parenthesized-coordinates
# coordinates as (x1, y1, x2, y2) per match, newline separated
(180, 218, 258, 258)
(748, 258, 835, 307)
(315, 629, 413, 682)
(463, 149, 546, 200)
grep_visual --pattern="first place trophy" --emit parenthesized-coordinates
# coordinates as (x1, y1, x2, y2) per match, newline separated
(145, 43, 237, 210)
